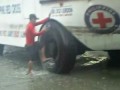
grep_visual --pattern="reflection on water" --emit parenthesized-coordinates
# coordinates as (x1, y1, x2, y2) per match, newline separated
(0, 56, 49, 90)
(0, 46, 120, 90)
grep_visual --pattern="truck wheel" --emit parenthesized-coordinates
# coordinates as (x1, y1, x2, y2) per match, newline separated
(0, 44, 4, 56)
(107, 50, 120, 68)
(38, 19, 77, 74)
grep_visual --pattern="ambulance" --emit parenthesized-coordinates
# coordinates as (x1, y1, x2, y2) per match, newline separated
(0, 0, 120, 73)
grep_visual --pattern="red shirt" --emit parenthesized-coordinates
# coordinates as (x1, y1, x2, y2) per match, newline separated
(25, 17, 49, 45)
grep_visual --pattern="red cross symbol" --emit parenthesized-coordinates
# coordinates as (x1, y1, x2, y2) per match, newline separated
(92, 12, 112, 28)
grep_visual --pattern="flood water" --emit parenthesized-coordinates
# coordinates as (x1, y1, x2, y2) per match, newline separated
(0, 45, 120, 90)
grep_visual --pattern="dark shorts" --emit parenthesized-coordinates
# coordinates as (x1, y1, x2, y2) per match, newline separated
(25, 43, 39, 61)
(25, 45, 36, 60)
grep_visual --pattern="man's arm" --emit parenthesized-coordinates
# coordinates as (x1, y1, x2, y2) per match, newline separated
(31, 26, 46, 36)
(34, 17, 49, 26)
(34, 12, 51, 26)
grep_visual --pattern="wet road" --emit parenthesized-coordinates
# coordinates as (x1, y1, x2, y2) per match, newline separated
(0, 46, 120, 90)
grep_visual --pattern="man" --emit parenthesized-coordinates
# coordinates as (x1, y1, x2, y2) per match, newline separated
(25, 14, 49, 75)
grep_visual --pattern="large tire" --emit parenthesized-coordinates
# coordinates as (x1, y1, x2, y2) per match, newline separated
(107, 50, 120, 68)
(38, 19, 77, 74)
(0, 44, 4, 56)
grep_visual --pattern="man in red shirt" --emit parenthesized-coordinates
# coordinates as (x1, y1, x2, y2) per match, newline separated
(25, 14, 49, 75)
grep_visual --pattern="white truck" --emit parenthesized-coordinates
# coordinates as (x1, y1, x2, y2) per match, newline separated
(0, 0, 120, 73)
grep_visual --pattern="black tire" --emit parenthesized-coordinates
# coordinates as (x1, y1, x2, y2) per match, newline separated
(0, 44, 4, 56)
(38, 19, 77, 74)
(107, 50, 120, 68)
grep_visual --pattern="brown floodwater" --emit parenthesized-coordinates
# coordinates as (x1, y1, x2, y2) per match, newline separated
(0, 46, 120, 90)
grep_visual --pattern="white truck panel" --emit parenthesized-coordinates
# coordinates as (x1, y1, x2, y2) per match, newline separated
(40, 0, 120, 50)
(0, 0, 120, 50)
(0, 0, 41, 47)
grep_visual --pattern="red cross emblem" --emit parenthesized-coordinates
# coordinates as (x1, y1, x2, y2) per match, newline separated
(92, 12, 112, 28)
(85, 5, 120, 33)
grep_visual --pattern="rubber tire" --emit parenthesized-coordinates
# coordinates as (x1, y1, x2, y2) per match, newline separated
(38, 19, 77, 74)
(107, 50, 120, 68)
(0, 44, 4, 56)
